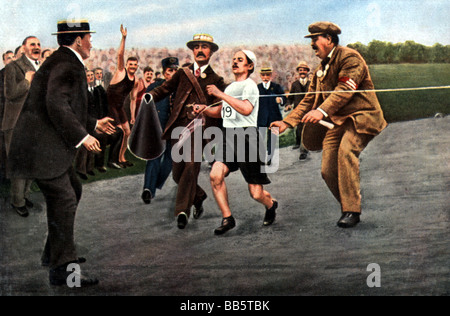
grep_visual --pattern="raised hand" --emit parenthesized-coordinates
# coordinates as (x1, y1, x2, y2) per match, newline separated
(120, 24, 127, 38)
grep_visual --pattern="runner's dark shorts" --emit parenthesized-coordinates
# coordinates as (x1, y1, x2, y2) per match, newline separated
(213, 127, 271, 185)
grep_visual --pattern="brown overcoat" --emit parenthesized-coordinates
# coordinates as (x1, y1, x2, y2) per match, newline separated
(283, 45, 387, 150)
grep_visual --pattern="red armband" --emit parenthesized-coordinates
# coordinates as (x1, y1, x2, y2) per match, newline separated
(339, 77, 358, 90)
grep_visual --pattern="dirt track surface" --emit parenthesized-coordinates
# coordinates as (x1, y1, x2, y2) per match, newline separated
(1, 116, 449, 296)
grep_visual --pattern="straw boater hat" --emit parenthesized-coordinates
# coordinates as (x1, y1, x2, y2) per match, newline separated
(186, 33, 219, 52)
(296, 61, 310, 71)
(259, 62, 272, 74)
(52, 20, 96, 35)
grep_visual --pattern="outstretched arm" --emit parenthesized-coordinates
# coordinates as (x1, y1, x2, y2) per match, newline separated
(109, 25, 128, 85)
(117, 24, 127, 72)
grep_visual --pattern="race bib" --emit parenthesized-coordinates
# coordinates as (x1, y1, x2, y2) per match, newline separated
(222, 104, 236, 120)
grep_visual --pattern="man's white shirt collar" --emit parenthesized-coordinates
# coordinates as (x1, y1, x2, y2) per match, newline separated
(64, 46, 85, 66)
(26, 56, 40, 71)
(193, 62, 208, 74)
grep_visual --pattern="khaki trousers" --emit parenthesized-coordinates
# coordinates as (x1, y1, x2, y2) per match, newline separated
(321, 119, 374, 213)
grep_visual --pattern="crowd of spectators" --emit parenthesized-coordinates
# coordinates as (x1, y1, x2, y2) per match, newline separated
(83, 43, 319, 92)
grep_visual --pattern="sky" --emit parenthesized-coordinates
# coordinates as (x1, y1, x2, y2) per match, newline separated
(1, 0, 449, 53)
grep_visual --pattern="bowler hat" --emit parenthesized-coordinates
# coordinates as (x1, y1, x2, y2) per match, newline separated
(52, 20, 96, 35)
(162, 57, 179, 70)
(304, 21, 341, 38)
(186, 34, 219, 52)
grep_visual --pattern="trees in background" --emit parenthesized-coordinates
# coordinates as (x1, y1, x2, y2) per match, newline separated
(348, 40, 450, 64)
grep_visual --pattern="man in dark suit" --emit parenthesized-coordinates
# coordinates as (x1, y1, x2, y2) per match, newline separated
(2, 36, 41, 217)
(149, 33, 227, 229)
(257, 66, 286, 160)
(286, 61, 311, 159)
(7, 20, 115, 286)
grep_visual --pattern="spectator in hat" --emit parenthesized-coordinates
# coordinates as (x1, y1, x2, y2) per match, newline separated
(7, 19, 115, 286)
(141, 57, 179, 204)
(286, 61, 311, 159)
(271, 21, 387, 228)
(149, 33, 227, 229)
(256, 65, 286, 162)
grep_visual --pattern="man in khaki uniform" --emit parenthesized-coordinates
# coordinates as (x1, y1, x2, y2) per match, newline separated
(271, 22, 387, 228)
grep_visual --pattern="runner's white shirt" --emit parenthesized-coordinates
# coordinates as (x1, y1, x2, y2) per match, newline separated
(221, 77, 259, 128)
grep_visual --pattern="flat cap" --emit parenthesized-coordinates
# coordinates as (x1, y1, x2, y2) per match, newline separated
(304, 21, 341, 38)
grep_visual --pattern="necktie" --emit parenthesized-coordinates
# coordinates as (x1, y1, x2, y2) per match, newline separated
(35, 60, 39, 66)
(195, 68, 201, 77)
(321, 57, 330, 68)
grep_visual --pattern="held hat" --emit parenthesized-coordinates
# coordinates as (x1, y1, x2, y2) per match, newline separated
(161, 57, 179, 70)
(304, 21, 341, 38)
(296, 61, 310, 71)
(52, 20, 96, 35)
(186, 33, 219, 52)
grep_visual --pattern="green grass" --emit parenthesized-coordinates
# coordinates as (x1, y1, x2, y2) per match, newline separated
(369, 63, 450, 122)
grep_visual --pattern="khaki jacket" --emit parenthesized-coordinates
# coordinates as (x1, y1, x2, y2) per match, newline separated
(283, 45, 387, 149)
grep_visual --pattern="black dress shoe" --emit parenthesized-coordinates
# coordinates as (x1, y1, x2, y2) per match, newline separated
(141, 190, 152, 204)
(124, 161, 134, 167)
(107, 162, 122, 169)
(177, 212, 188, 229)
(76, 172, 88, 180)
(263, 200, 278, 226)
(337, 212, 360, 228)
(49, 263, 98, 287)
(299, 153, 308, 160)
(12, 204, 29, 217)
(193, 194, 207, 219)
(97, 166, 107, 173)
(292, 145, 300, 150)
(25, 198, 34, 208)
(214, 216, 236, 235)
(87, 170, 95, 176)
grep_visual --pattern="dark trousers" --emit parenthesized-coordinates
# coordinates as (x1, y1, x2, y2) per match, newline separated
(143, 143, 172, 197)
(170, 137, 206, 217)
(295, 122, 308, 154)
(107, 128, 123, 164)
(37, 167, 81, 269)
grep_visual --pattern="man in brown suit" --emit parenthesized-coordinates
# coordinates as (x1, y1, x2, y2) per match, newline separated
(149, 34, 227, 229)
(2, 36, 41, 217)
(271, 22, 387, 228)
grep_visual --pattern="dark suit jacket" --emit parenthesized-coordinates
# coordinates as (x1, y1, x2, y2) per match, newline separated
(288, 79, 310, 109)
(88, 85, 108, 119)
(7, 46, 97, 180)
(257, 81, 286, 127)
(150, 64, 227, 140)
(1, 54, 36, 132)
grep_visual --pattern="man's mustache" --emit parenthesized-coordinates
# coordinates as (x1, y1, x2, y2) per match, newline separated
(196, 52, 206, 58)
